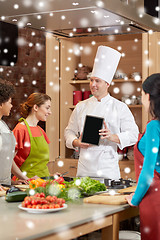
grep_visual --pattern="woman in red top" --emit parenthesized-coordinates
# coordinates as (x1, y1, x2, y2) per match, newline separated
(13, 93, 52, 178)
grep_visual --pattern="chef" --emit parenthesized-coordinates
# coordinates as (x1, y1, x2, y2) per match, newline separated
(64, 46, 139, 180)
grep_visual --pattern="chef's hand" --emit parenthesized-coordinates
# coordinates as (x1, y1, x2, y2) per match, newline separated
(99, 121, 120, 144)
(125, 193, 137, 207)
(99, 121, 111, 139)
(73, 133, 90, 149)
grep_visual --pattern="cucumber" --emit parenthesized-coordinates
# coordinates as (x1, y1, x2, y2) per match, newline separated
(5, 191, 27, 202)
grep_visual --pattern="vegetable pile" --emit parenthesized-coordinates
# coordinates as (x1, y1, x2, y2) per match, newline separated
(27, 176, 106, 201)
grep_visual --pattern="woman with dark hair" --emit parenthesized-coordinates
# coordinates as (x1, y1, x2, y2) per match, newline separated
(0, 78, 28, 187)
(126, 73, 160, 240)
(13, 93, 52, 178)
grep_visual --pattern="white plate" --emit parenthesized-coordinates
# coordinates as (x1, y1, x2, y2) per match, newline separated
(18, 203, 67, 214)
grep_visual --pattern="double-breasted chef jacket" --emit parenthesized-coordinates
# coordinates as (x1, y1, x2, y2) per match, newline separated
(65, 93, 139, 180)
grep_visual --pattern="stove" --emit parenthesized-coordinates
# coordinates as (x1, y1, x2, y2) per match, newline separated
(104, 178, 135, 189)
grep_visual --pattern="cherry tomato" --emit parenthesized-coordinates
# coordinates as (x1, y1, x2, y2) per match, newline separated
(40, 192, 45, 198)
(54, 204, 60, 208)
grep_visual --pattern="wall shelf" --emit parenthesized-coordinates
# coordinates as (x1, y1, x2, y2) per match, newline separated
(69, 79, 142, 84)
(69, 80, 90, 84)
(69, 104, 142, 110)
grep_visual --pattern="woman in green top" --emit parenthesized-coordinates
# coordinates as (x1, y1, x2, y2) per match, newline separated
(13, 93, 52, 178)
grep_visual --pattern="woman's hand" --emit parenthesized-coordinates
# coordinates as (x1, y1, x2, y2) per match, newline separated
(11, 179, 29, 185)
(0, 185, 5, 191)
(125, 193, 137, 207)
(73, 133, 90, 149)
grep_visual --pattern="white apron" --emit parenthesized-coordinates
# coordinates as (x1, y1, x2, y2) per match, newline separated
(0, 120, 16, 185)
(76, 98, 120, 179)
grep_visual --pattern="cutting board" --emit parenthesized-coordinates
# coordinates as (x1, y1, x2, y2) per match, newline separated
(14, 185, 29, 190)
(117, 185, 136, 194)
(83, 194, 129, 205)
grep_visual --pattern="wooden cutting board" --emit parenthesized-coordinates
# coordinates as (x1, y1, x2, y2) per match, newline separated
(117, 185, 136, 194)
(83, 194, 129, 205)
(14, 185, 29, 190)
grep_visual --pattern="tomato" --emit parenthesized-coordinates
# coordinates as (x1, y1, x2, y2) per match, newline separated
(36, 204, 42, 209)
(27, 204, 32, 208)
(34, 193, 41, 198)
(54, 177, 64, 184)
(49, 204, 54, 209)
(40, 192, 45, 198)
(32, 205, 37, 209)
(41, 204, 49, 209)
(46, 196, 52, 201)
(31, 199, 38, 205)
(41, 182, 47, 188)
(24, 200, 31, 206)
(54, 204, 60, 208)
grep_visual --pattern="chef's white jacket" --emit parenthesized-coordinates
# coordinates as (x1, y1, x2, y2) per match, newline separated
(64, 94, 139, 180)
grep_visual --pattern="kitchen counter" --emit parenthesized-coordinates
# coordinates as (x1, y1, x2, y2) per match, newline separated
(0, 197, 139, 240)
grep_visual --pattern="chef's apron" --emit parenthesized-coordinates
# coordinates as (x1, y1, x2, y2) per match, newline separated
(134, 133, 160, 240)
(19, 118, 50, 178)
(0, 120, 16, 185)
(77, 146, 120, 180)
(76, 98, 120, 180)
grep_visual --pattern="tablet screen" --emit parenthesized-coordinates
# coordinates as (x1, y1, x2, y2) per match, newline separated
(81, 115, 104, 145)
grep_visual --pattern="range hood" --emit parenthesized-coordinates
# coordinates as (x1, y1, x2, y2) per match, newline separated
(0, 0, 160, 37)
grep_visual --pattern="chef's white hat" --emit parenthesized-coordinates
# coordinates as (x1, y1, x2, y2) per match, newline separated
(91, 46, 121, 84)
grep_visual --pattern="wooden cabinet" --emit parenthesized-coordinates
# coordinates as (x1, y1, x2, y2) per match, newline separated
(48, 158, 136, 180)
(48, 158, 78, 177)
(46, 32, 160, 177)
(59, 34, 144, 159)
(119, 160, 135, 180)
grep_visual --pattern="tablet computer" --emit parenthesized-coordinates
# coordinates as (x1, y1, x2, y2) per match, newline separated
(81, 115, 104, 145)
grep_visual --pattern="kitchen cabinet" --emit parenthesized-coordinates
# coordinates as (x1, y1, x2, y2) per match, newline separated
(46, 32, 160, 178)
(48, 158, 135, 180)
(59, 34, 143, 159)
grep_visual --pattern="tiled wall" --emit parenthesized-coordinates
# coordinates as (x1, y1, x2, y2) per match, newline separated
(0, 27, 46, 130)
